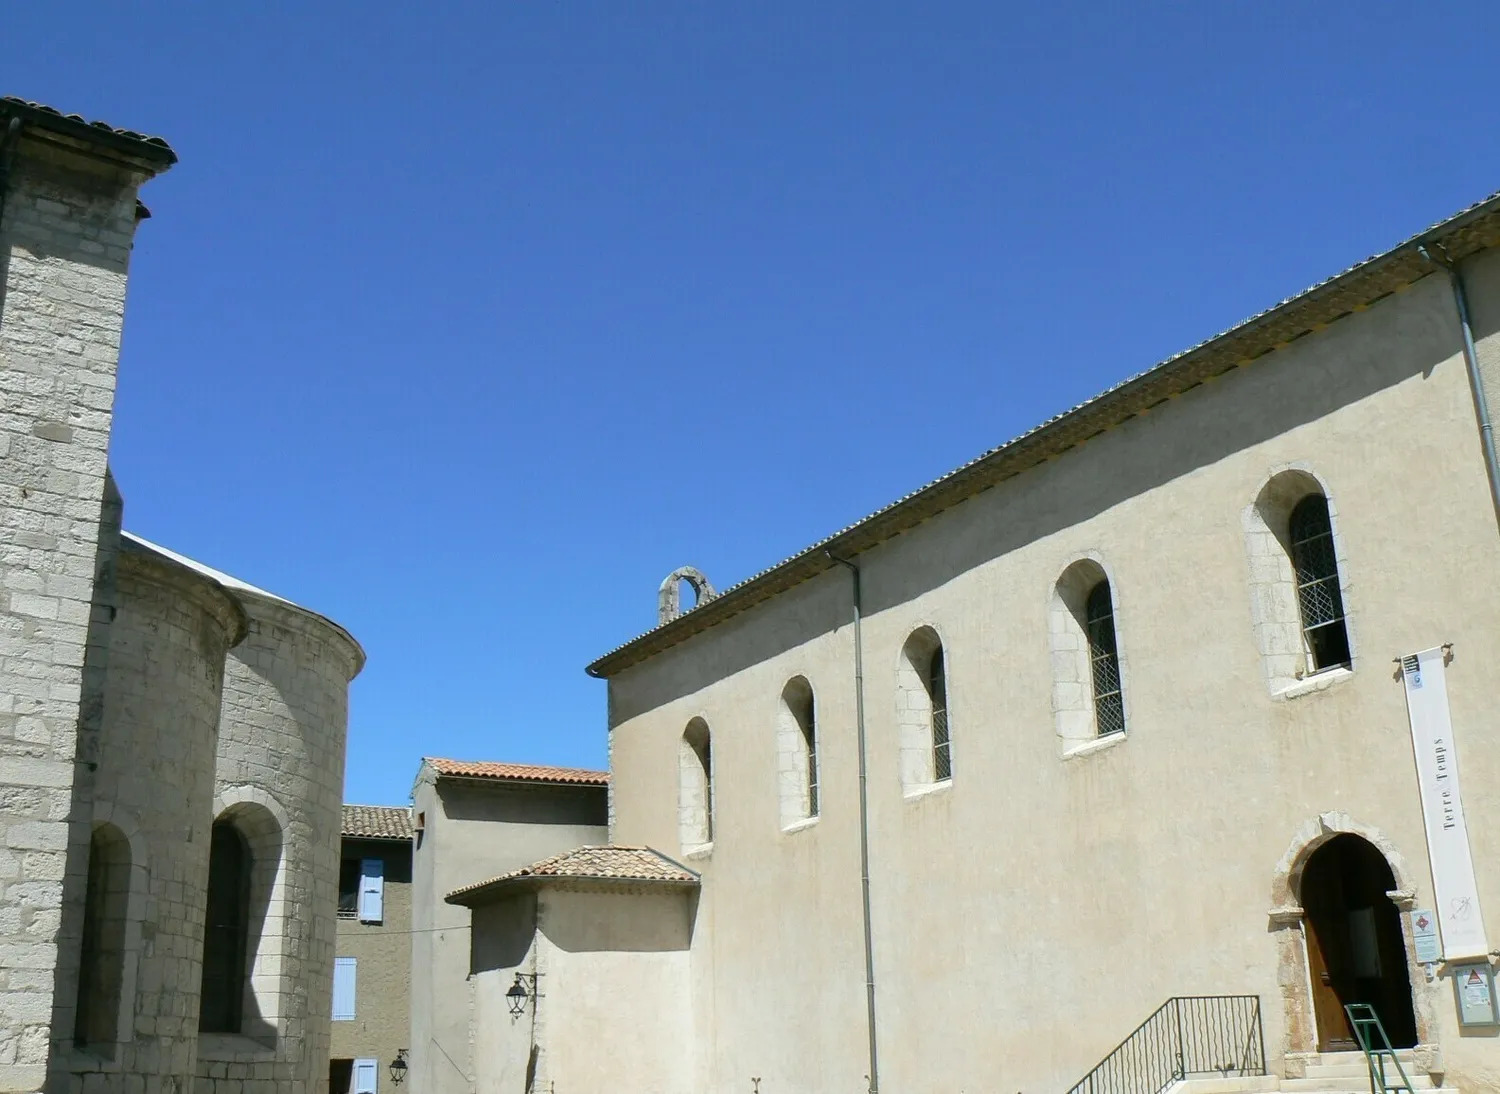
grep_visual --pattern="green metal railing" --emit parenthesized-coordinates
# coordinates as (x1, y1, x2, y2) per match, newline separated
(1063, 996, 1265, 1094)
(1343, 1003, 1416, 1094)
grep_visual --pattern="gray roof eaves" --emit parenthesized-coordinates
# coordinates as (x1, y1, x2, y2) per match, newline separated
(586, 187, 1500, 680)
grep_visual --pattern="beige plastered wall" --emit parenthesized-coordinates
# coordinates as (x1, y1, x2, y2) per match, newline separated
(409, 777, 606, 1094)
(469, 886, 693, 1094)
(607, 263, 1500, 1093)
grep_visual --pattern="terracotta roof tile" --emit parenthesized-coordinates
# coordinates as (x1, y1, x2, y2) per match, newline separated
(1, 97, 177, 165)
(424, 757, 609, 785)
(446, 846, 698, 904)
(342, 804, 413, 840)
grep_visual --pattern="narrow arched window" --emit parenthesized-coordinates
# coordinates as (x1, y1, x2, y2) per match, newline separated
(1085, 580, 1124, 737)
(777, 677, 819, 826)
(1289, 494, 1350, 671)
(679, 718, 714, 849)
(75, 824, 130, 1052)
(928, 647, 951, 780)
(199, 821, 251, 1033)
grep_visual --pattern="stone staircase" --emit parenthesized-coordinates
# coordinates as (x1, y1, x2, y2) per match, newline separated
(1169, 1051, 1459, 1094)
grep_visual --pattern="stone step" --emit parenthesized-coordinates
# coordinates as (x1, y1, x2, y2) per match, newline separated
(1282, 1080, 1436, 1093)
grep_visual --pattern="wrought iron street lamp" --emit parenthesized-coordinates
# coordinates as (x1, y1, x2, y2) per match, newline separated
(388, 1049, 408, 1085)
(506, 972, 541, 1016)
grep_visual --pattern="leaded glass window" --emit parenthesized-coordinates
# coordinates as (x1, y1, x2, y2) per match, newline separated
(800, 693, 819, 817)
(1289, 494, 1350, 671)
(1086, 580, 1125, 736)
(199, 822, 250, 1033)
(928, 647, 951, 780)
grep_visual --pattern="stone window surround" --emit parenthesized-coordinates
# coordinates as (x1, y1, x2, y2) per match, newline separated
(776, 675, 819, 831)
(64, 802, 147, 1073)
(199, 785, 291, 1057)
(1266, 812, 1441, 1076)
(1242, 465, 1358, 699)
(1049, 553, 1132, 757)
(896, 624, 954, 797)
(678, 716, 713, 855)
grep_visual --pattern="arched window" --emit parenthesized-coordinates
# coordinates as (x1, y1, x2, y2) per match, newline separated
(1085, 580, 1124, 737)
(1244, 471, 1354, 694)
(777, 677, 819, 826)
(897, 627, 953, 791)
(679, 718, 714, 850)
(1050, 558, 1129, 754)
(74, 824, 130, 1052)
(199, 821, 251, 1033)
(1289, 494, 1350, 672)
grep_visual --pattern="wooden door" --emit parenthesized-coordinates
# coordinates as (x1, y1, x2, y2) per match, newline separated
(1303, 860, 1357, 1051)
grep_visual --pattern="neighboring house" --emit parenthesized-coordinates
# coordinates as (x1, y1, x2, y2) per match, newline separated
(0, 98, 363, 1094)
(409, 759, 608, 1094)
(330, 806, 415, 1094)
(451, 190, 1500, 1094)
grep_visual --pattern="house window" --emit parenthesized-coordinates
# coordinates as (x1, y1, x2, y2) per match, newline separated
(928, 646, 951, 780)
(777, 677, 819, 826)
(1085, 580, 1124, 737)
(74, 824, 130, 1052)
(897, 627, 953, 791)
(338, 858, 360, 919)
(679, 718, 713, 850)
(1289, 493, 1351, 672)
(1050, 558, 1129, 754)
(199, 821, 251, 1033)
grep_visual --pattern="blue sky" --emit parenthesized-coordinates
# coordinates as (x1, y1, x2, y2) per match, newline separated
(10, 3, 1500, 805)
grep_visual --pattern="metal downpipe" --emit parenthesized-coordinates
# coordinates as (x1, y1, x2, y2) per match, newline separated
(826, 550, 879, 1094)
(1419, 244, 1500, 526)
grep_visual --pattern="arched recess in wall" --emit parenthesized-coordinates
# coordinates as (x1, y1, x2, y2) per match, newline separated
(73, 822, 132, 1056)
(896, 626, 952, 792)
(776, 676, 819, 828)
(678, 717, 714, 851)
(200, 789, 287, 1044)
(1243, 468, 1355, 695)
(1049, 556, 1128, 755)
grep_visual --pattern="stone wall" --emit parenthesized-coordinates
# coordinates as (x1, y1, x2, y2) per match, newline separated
(0, 124, 161, 1093)
(62, 548, 243, 1094)
(197, 596, 362, 1094)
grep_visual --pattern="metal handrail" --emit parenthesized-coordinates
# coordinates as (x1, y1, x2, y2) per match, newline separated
(1344, 1003, 1415, 1094)
(1064, 995, 1266, 1094)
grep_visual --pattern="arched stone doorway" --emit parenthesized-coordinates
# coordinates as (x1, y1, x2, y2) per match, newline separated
(1299, 834, 1417, 1051)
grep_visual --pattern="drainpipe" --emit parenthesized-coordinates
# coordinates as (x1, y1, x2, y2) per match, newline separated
(1419, 244, 1500, 526)
(826, 550, 880, 1094)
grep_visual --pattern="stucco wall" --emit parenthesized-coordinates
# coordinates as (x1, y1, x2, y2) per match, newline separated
(197, 596, 361, 1094)
(409, 777, 606, 1094)
(330, 837, 412, 1069)
(0, 131, 155, 1093)
(606, 265, 1500, 1092)
(469, 887, 693, 1094)
(70, 549, 243, 1094)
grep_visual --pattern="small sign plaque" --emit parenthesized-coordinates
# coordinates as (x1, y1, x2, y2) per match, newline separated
(1452, 963, 1498, 1027)
(1411, 909, 1441, 963)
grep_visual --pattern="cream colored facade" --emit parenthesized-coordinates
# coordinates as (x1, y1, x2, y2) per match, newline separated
(560, 202, 1500, 1093)
(408, 761, 608, 1094)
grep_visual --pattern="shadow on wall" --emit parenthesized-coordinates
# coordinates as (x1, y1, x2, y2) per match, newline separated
(609, 275, 1459, 724)
(439, 781, 608, 827)
(542, 889, 696, 955)
(470, 894, 537, 976)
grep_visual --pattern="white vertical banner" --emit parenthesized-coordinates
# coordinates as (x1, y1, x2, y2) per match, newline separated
(1401, 647, 1488, 960)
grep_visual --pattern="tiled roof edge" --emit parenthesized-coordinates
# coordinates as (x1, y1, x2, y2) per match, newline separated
(1, 97, 177, 167)
(586, 187, 1500, 680)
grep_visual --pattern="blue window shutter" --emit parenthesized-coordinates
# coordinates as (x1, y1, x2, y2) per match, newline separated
(354, 1057, 379, 1093)
(358, 858, 384, 923)
(333, 957, 357, 1020)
